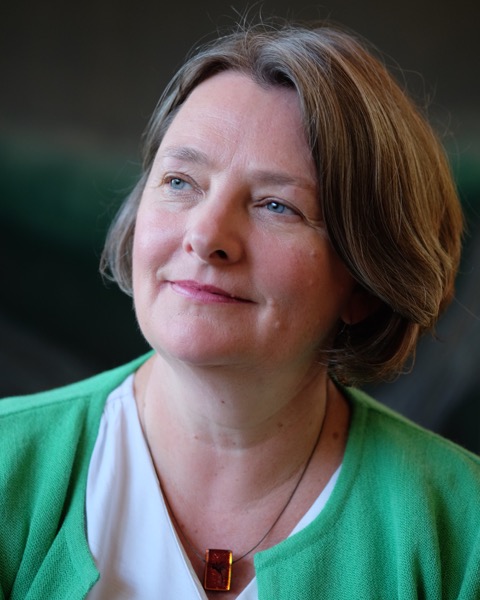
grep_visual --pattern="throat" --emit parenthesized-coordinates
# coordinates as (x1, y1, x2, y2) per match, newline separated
(161, 391, 327, 594)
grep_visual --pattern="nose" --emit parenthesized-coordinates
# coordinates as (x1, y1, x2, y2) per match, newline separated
(182, 195, 244, 265)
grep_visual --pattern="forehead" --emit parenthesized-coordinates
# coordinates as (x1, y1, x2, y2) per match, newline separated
(157, 71, 316, 181)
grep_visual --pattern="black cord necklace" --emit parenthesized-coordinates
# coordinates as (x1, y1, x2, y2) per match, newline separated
(159, 386, 329, 592)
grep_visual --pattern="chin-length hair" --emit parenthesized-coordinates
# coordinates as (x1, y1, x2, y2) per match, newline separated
(100, 20, 463, 385)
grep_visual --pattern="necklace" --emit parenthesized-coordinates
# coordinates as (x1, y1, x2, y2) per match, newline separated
(159, 383, 329, 592)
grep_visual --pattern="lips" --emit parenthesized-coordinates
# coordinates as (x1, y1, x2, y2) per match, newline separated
(169, 280, 251, 303)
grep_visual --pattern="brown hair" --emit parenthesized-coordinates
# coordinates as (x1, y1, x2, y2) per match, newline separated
(100, 21, 463, 384)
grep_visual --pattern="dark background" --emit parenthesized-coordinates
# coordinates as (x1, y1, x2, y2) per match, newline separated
(1, 1, 479, 452)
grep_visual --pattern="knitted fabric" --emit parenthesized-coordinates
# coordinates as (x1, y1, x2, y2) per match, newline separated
(1, 355, 479, 599)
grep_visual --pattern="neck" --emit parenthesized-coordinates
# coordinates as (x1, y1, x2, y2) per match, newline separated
(135, 353, 343, 501)
(134, 352, 350, 597)
(136, 351, 328, 445)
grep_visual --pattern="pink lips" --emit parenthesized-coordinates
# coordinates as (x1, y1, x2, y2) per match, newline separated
(169, 280, 250, 303)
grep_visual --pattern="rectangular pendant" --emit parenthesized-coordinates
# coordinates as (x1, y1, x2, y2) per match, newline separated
(204, 549, 233, 591)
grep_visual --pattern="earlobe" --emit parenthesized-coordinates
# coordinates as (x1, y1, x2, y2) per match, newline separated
(341, 286, 382, 325)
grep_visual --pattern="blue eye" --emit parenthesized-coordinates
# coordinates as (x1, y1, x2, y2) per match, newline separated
(266, 201, 292, 214)
(169, 177, 188, 190)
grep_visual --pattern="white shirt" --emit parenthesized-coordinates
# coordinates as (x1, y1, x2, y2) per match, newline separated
(86, 375, 340, 599)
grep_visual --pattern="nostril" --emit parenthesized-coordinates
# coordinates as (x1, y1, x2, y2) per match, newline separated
(214, 249, 228, 259)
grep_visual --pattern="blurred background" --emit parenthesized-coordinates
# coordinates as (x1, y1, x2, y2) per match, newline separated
(1, 0, 479, 452)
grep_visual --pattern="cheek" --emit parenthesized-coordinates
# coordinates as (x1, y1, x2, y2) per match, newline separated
(131, 209, 178, 334)
(279, 243, 355, 318)
(132, 216, 155, 271)
(132, 206, 179, 281)
(132, 217, 156, 293)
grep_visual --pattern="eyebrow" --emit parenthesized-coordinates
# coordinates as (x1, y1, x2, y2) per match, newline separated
(161, 145, 317, 191)
(161, 145, 212, 166)
(253, 170, 316, 191)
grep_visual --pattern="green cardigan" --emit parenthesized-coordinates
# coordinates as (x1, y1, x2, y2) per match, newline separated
(1, 355, 480, 599)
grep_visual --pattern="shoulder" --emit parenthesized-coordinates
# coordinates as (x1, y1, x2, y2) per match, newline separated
(345, 386, 480, 468)
(0, 352, 152, 485)
(0, 353, 152, 597)
(0, 352, 151, 419)
(344, 386, 480, 521)
(256, 387, 480, 599)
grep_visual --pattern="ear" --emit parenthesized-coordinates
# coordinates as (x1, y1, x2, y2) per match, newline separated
(341, 286, 382, 325)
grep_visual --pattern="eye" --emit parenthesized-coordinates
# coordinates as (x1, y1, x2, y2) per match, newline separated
(265, 201, 296, 216)
(168, 177, 190, 190)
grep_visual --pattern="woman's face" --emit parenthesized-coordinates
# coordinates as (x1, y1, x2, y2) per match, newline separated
(132, 71, 359, 373)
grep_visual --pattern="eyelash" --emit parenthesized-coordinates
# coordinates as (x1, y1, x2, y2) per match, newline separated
(167, 176, 191, 190)
(264, 200, 297, 216)
(161, 175, 301, 219)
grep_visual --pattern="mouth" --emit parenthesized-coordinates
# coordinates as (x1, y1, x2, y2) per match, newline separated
(169, 280, 252, 303)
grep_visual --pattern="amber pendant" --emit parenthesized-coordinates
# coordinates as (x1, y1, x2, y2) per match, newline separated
(204, 549, 233, 591)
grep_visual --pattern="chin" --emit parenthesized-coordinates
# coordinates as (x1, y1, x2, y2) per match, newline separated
(143, 329, 243, 369)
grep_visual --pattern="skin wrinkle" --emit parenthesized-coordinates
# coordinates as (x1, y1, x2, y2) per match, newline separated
(159, 144, 318, 197)
(92, 25, 466, 597)
(101, 23, 462, 385)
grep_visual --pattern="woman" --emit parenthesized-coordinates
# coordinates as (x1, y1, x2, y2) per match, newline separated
(1, 21, 479, 600)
